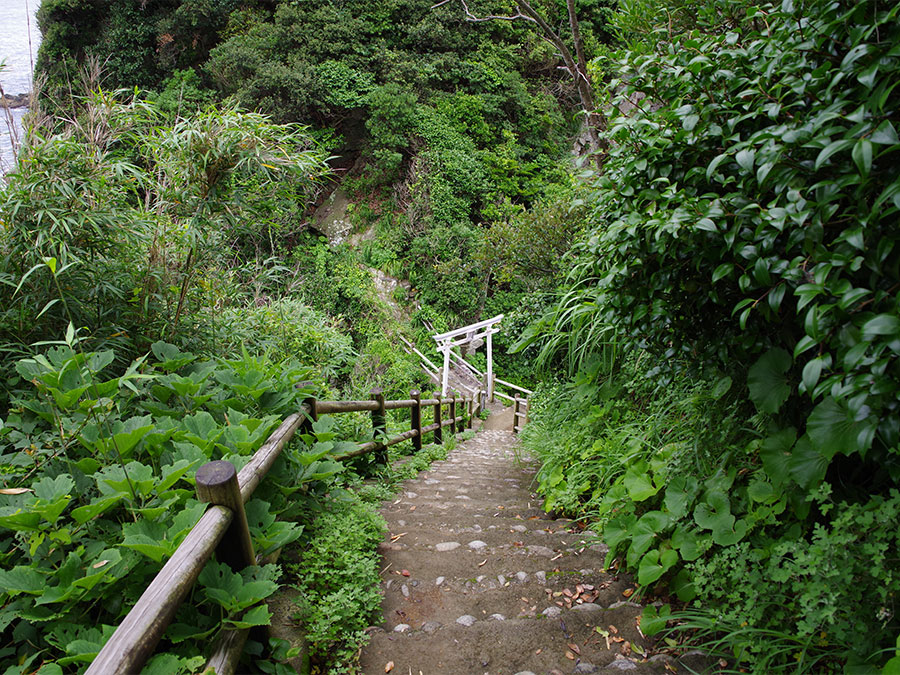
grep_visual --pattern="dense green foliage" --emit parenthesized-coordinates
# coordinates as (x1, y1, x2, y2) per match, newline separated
(34, 0, 602, 332)
(20, 0, 900, 671)
(0, 91, 328, 376)
(520, 0, 900, 670)
(0, 340, 335, 671)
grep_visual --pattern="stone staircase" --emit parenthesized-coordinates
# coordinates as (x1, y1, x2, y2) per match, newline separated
(358, 427, 702, 675)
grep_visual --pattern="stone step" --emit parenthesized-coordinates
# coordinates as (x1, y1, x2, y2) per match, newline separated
(359, 420, 701, 675)
(361, 610, 670, 675)
(371, 538, 609, 579)
(378, 522, 604, 553)
(380, 572, 637, 632)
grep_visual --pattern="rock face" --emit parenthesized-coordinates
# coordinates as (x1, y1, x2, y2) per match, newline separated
(358, 423, 699, 674)
(0, 93, 31, 109)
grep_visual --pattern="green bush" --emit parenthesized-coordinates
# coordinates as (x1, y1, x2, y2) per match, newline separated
(289, 493, 386, 670)
(548, 0, 900, 491)
(522, 0, 900, 668)
(0, 340, 334, 670)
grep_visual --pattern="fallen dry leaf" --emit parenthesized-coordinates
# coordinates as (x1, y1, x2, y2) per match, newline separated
(478, 559, 487, 566)
(390, 532, 407, 542)
(565, 651, 576, 660)
(409, 505, 416, 511)
(92, 560, 109, 569)
(622, 587, 635, 598)
(0, 488, 32, 495)
(563, 588, 574, 598)
(534, 649, 542, 655)
(550, 552, 563, 561)
(609, 625, 619, 634)
(400, 569, 411, 577)
(567, 642, 581, 655)
(384, 661, 394, 672)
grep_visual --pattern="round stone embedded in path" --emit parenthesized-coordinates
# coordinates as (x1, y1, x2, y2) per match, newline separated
(456, 615, 477, 627)
(435, 542, 460, 551)
(468, 540, 487, 550)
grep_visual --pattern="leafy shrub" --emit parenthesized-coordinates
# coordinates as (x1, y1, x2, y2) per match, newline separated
(0, 339, 338, 670)
(522, 0, 900, 668)
(289, 492, 386, 670)
(687, 488, 900, 669)
(551, 0, 900, 492)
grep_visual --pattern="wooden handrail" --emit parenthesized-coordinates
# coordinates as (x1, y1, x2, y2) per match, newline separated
(88, 390, 480, 675)
(494, 377, 533, 395)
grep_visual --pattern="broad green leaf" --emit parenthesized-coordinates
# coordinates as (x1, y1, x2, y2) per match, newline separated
(736, 148, 755, 171)
(121, 534, 173, 562)
(693, 490, 733, 531)
(0, 566, 47, 595)
(32, 474, 74, 502)
(706, 153, 728, 179)
(226, 604, 272, 630)
(623, 463, 659, 501)
(747, 480, 778, 504)
(815, 139, 853, 170)
(710, 376, 732, 400)
(663, 476, 698, 519)
(640, 604, 671, 636)
(0, 507, 42, 531)
(637, 550, 664, 585)
(72, 549, 123, 591)
(711, 518, 747, 546)
(807, 397, 875, 459)
(603, 513, 637, 553)
(167, 621, 218, 644)
(760, 427, 796, 487)
(111, 417, 155, 457)
(862, 314, 900, 337)
(747, 348, 792, 413)
(672, 568, 696, 601)
(801, 357, 826, 393)
(157, 459, 201, 493)
(671, 525, 703, 561)
(712, 263, 733, 283)
(871, 120, 899, 145)
(788, 434, 829, 489)
(882, 656, 900, 675)
(852, 139, 873, 175)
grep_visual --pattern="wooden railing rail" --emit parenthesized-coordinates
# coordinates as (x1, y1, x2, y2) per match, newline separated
(87, 389, 482, 675)
(494, 377, 533, 396)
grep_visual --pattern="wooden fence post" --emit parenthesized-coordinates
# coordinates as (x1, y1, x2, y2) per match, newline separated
(371, 388, 386, 464)
(301, 394, 318, 435)
(513, 395, 521, 434)
(196, 461, 256, 571)
(467, 395, 473, 429)
(449, 392, 457, 435)
(433, 391, 443, 444)
(411, 390, 422, 452)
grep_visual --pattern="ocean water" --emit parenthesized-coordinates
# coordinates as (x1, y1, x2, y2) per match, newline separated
(0, 0, 40, 171)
